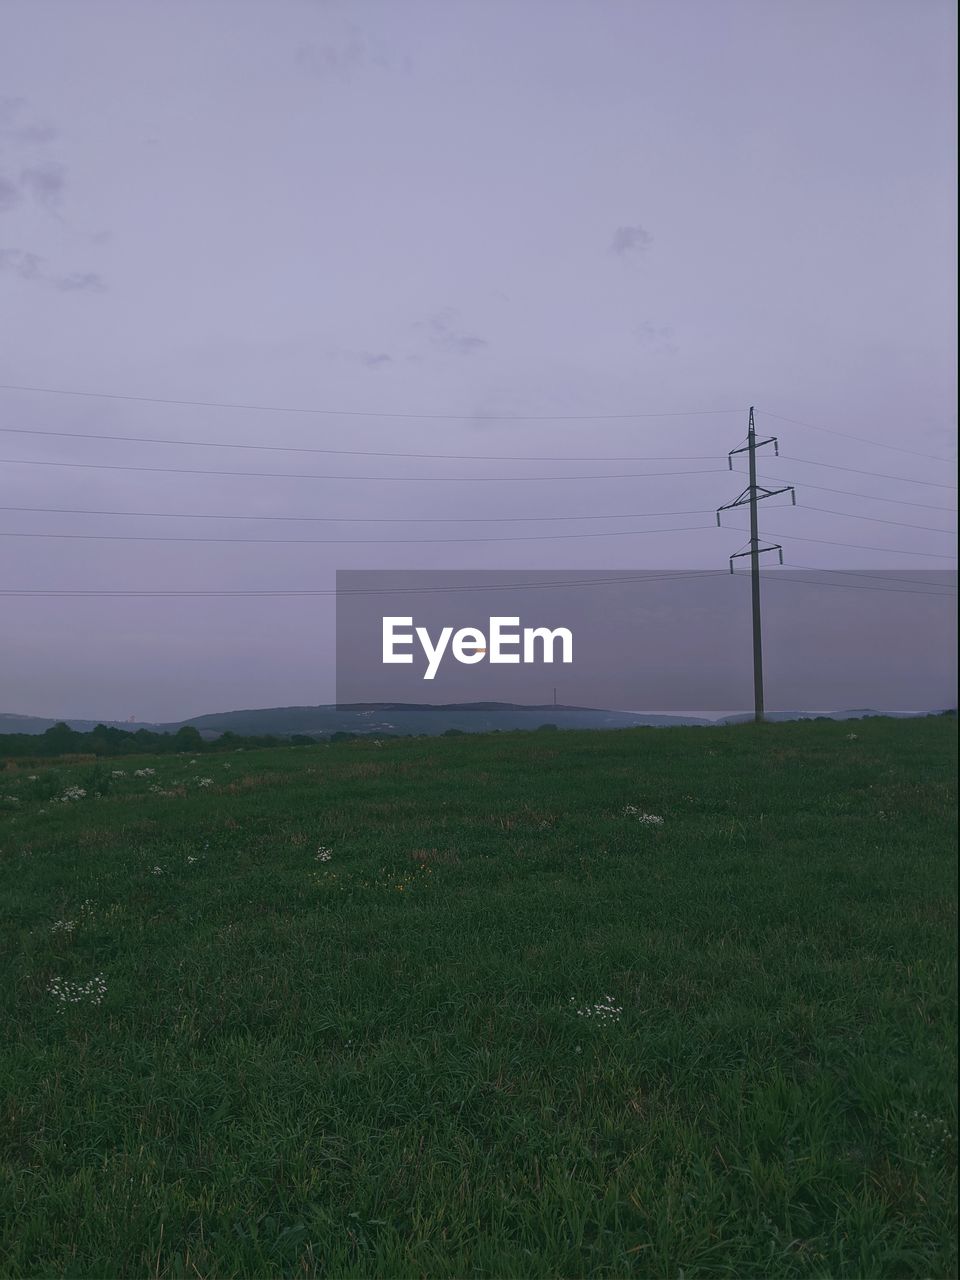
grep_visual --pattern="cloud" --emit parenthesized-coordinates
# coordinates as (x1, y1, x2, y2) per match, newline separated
(55, 271, 105, 293)
(357, 351, 392, 369)
(610, 224, 653, 256)
(296, 38, 367, 80)
(20, 161, 66, 210)
(0, 247, 104, 292)
(634, 321, 677, 355)
(418, 309, 488, 356)
(0, 176, 20, 212)
(0, 97, 25, 128)
(0, 97, 58, 147)
(0, 248, 44, 279)
(294, 17, 405, 82)
(15, 124, 58, 145)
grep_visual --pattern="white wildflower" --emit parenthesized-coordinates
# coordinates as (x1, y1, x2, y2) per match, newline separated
(315, 846, 333, 862)
(28, 775, 38, 781)
(134, 767, 156, 778)
(571, 994, 623, 1023)
(150, 865, 164, 876)
(846, 733, 858, 740)
(59, 786, 86, 803)
(197, 777, 214, 788)
(622, 806, 663, 825)
(111, 770, 126, 778)
(47, 973, 107, 1006)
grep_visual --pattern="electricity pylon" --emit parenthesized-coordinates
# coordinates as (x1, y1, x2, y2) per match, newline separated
(717, 406, 796, 723)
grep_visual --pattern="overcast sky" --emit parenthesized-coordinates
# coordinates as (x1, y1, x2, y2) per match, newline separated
(0, 0, 956, 721)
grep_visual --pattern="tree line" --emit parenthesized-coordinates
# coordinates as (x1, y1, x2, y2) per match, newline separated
(0, 722, 355, 759)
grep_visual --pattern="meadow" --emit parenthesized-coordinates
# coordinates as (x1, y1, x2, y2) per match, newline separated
(0, 717, 956, 1278)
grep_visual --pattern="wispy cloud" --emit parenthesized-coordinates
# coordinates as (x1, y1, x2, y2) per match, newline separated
(55, 270, 105, 293)
(357, 351, 392, 369)
(418, 309, 488, 356)
(0, 176, 20, 212)
(634, 321, 677, 355)
(610, 224, 653, 256)
(20, 161, 66, 211)
(0, 247, 104, 293)
(0, 97, 58, 146)
(295, 18, 401, 82)
(0, 248, 43, 279)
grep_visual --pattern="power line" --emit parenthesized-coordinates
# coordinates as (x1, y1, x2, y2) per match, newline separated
(0, 382, 744, 422)
(0, 424, 726, 464)
(723, 524, 958, 560)
(0, 569, 731, 598)
(0, 499, 951, 532)
(1, 425, 951, 483)
(743, 569, 956, 599)
(0, 522, 718, 546)
(755, 474, 958, 511)
(769, 455, 956, 490)
(785, 562, 957, 590)
(800, 503, 957, 534)
(0, 456, 730, 483)
(7, 566, 951, 600)
(0, 501, 720, 524)
(757, 409, 954, 463)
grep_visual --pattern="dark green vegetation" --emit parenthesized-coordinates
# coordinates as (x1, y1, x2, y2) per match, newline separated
(0, 720, 328, 761)
(1, 718, 956, 1278)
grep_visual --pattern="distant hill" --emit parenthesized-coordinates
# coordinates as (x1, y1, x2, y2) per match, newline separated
(2, 703, 952, 739)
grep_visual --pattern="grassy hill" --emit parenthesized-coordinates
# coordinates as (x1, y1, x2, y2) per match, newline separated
(0, 717, 956, 1277)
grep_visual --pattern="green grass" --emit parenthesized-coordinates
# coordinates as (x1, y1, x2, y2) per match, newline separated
(0, 718, 956, 1278)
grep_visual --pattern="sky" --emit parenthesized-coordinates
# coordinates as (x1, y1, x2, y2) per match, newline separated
(0, 0, 956, 721)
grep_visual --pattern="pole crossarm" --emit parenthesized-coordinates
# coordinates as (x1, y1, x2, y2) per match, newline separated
(728, 436, 778, 468)
(715, 484, 796, 525)
(729, 543, 783, 573)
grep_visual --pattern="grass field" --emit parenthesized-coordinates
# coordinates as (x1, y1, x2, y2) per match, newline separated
(1, 717, 956, 1278)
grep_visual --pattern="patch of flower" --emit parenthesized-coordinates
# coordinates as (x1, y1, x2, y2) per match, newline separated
(134, 768, 155, 778)
(846, 733, 859, 740)
(58, 787, 86, 803)
(622, 806, 663, 825)
(197, 777, 214, 788)
(111, 770, 126, 778)
(150, 865, 165, 876)
(315, 846, 333, 862)
(571, 994, 623, 1023)
(48, 973, 107, 1007)
(357, 863, 433, 892)
(50, 900, 95, 933)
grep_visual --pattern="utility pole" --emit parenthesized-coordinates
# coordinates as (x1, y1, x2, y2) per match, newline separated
(717, 407, 796, 723)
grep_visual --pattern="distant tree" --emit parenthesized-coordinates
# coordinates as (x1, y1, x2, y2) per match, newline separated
(42, 722, 80, 755)
(173, 725, 204, 751)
